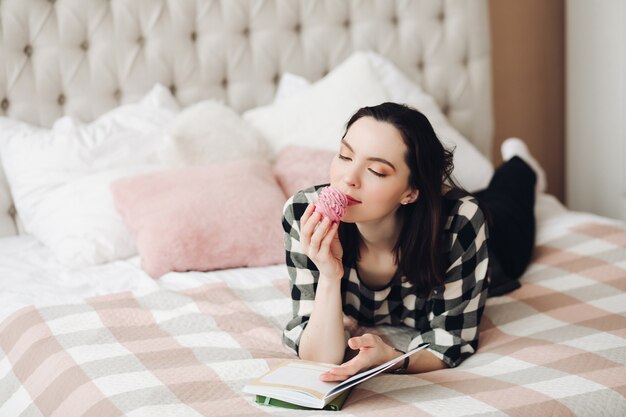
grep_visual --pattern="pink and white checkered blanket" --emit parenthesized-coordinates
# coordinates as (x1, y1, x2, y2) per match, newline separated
(1, 222, 625, 416)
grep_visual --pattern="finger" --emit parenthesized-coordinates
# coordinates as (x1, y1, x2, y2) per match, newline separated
(328, 356, 364, 377)
(300, 211, 322, 246)
(309, 216, 331, 249)
(348, 334, 377, 350)
(319, 371, 350, 382)
(348, 336, 368, 351)
(301, 208, 318, 232)
(300, 203, 315, 226)
(319, 222, 338, 253)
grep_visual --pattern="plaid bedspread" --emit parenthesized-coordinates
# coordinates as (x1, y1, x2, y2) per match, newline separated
(1, 222, 625, 416)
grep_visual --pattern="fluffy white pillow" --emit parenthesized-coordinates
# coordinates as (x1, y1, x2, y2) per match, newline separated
(273, 73, 312, 104)
(158, 100, 270, 167)
(274, 52, 494, 192)
(243, 52, 388, 157)
(0, 117, 20, 237)
(0, 167, 16, 236)
(0, 84, 180, 268)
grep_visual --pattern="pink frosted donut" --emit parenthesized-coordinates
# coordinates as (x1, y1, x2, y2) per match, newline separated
(314, 187, 348, 223)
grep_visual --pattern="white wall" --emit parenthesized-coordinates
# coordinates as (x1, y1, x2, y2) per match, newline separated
(566, 0, 625, 221)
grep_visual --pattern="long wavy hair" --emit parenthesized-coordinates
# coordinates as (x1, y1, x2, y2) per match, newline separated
(338, 102, 459, 296)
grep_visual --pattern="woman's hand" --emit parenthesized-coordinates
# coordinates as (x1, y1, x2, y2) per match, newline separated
(319, 334, 398, 382)
(300, 204, 344, 280)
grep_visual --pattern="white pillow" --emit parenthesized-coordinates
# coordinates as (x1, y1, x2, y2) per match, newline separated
(0, 84, 180, 268)
(158, 100, 270, 167)
(243, 52, 388, 157)
(0, 167, 16, 236)
(273, 73, 312, 104)
(274, 52, 494, 192)
(0, 117, 19, 237)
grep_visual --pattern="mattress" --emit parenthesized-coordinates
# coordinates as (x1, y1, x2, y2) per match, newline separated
(1, 194, 624, 416)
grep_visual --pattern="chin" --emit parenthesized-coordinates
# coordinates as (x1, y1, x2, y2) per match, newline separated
(340, 210, 361, 224)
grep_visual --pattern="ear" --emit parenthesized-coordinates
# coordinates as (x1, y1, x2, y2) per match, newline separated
(401, 189, 419, 205)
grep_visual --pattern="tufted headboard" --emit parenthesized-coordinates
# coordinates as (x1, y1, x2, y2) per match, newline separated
(0, 0, 493, 156)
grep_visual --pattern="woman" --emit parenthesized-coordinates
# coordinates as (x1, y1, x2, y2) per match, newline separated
(282, 102, 543, 380)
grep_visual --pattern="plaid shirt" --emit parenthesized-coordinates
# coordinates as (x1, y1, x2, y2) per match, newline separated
(282, 185, 489, 367)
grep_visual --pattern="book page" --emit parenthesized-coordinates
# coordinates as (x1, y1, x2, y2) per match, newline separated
(253, 361, 340, 400)
(325, 344, 429, 398)
(245, 344, 429, 404)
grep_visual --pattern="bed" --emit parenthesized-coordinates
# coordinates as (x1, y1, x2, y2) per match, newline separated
(0, 0, 625, 416)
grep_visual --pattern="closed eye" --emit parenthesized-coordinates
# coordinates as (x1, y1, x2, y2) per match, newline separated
(338, 154, 351, 161)
(369, 169, 386, 178)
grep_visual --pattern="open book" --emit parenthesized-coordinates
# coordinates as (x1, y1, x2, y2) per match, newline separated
(243, 344, 428, 410)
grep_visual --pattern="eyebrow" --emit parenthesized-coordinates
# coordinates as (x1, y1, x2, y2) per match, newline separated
(341, 139, 397, 171)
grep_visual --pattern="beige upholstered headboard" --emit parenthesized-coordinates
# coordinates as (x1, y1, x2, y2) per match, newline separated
(0, 0, 493, 236)
(0, 0, 493, 155)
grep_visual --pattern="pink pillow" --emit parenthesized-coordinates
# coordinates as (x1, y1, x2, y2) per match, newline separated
(273, 145, 335, 197)
(111, 160, 285, 278)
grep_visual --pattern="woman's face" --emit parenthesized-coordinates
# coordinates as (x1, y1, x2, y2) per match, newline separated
(330, 116, 417, 224)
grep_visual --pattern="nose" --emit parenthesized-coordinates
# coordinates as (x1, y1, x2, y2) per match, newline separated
(342, 166, 360, 189)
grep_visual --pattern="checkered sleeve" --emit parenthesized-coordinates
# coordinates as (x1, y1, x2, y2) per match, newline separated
(407, 197, 489, 367)
(281, 189, 321, 354)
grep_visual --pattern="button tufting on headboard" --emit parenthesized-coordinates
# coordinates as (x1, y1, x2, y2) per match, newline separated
(0, 0, 492, 157)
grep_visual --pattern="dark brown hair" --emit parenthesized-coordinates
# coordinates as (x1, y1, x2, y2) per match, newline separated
(338, 102, 459, 295)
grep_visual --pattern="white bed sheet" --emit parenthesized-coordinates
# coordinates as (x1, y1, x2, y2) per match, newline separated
(0, 234, 286, 323)
(0, 194, 620, 323)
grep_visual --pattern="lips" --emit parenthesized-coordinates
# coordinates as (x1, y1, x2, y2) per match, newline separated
(346, 195, 361, 206)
